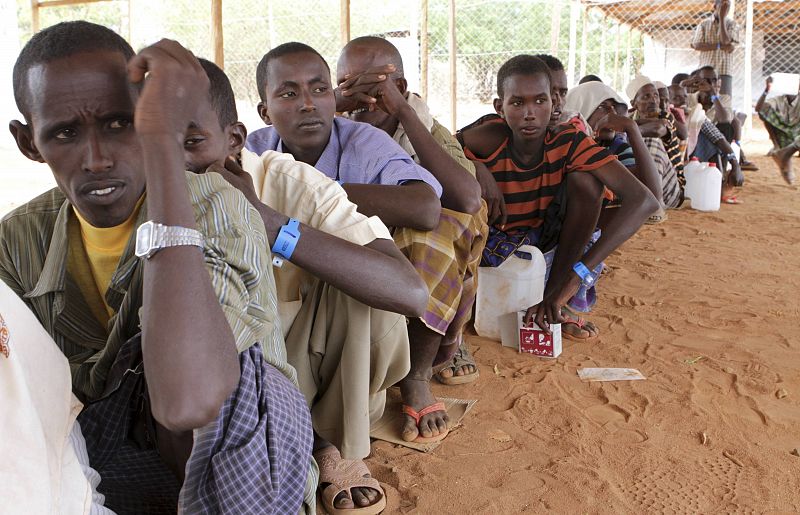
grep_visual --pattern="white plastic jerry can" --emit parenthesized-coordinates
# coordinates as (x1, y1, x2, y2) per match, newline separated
(690, 162, 722, 212)
(474, 245, 547, 341)
(683, 156, 704, 200)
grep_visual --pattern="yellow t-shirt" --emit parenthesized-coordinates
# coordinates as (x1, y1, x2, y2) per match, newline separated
(72, 197, 144, 318)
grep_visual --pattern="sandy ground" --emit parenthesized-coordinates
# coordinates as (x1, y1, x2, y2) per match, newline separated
(367, 148, 800, 513)
(2, 130, 798, 514)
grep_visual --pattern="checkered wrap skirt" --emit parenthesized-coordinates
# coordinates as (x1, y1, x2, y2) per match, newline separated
(78, 334, 312, 514)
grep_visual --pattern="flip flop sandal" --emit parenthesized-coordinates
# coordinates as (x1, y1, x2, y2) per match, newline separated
(721, 196, 743, 204)
(434, 339, 479, 385)
(740, 161, 759, 171)
(560, 308, 599, 341)
(401, 402, 449, 444)
(645, 209, 668, 225)
(314, 446, 387, 515)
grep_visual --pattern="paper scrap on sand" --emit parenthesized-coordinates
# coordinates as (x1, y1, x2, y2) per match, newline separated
(578, 368, 646, 382)
(370, 388, 477, 452)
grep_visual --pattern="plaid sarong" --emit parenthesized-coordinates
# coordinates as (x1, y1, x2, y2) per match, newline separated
(481, 226, 603, 313)
(78, 335, 313, 515)
(760, 105, 800, 149)
(393, 202, 488, 336)
(643, 136, 684, 209)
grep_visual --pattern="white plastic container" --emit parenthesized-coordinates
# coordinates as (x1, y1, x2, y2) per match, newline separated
(683, 156, 704, 200)
(690, 162, 722, 212)
(475, 245, 547, 341)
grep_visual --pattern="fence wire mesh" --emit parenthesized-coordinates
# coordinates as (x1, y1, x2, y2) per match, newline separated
(15, 0, 800, 134)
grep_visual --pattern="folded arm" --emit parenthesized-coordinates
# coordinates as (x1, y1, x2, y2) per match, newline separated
(131, 40, 240, 433)
(342, 181, 441, 231)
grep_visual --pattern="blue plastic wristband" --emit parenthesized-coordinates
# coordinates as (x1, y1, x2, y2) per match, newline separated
(271, 218, 301, 261)
(573, 261, 595, 286)
(711, 94, 720, 103)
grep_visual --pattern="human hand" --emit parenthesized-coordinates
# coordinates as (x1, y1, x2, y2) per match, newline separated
(636, 118, 668, 138)
(696, 78, 713, 93)
(212, 157, 261, 208)
(372, 75, 410, 117)
(128, 39, 208, 140)
(336, 64, 395, 112)
(595, 112, 633, 134)
(523, 273, 581, 333)
(719, 0, 730, 16)
(765, 76, 773, 92)
(474, 161, 506, 227)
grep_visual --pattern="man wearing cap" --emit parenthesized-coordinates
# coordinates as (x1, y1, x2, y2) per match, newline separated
(626, 75, 684, 209)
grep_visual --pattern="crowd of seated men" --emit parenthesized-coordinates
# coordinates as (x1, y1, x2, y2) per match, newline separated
(1, 19, 772, 515)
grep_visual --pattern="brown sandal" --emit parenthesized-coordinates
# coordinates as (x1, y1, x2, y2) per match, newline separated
(314, 446, 386, 515)
(434, 339, 479, 385)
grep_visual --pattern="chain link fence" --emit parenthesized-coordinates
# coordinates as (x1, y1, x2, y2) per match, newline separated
(12, 0, 800, 134)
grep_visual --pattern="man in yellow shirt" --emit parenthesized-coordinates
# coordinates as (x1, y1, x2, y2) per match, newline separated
(2, 22, 313, 513)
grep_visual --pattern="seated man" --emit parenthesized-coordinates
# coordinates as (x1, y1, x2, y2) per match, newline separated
(677, 73, 745, 201)
(683, 65, 756, 174)
(334, 36, 487, 389)
(458, 55, 658, 340)
(756, 76, 799, 184)
(3, 22, 313, 513)
(626, 75, 685, 209)
(656, 80, 688, 141)
(0, 279, 112, 514)
(184, 57, 430, 514)
(563, 81, 667, 223)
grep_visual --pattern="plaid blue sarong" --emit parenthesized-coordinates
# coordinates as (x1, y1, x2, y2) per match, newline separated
(78, 335, 313, 515)
(481, 226, 603, 313)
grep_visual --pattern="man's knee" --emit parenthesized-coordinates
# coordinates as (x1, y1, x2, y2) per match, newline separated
(716, 122, 735, 142)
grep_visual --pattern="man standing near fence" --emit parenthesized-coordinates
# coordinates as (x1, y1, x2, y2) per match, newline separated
(691, 0, 739, 100)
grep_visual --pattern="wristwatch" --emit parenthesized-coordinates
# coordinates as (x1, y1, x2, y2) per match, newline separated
(135, 220, 204, 259)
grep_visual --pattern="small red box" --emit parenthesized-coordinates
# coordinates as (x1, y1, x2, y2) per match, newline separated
(519, 321, 562, 358)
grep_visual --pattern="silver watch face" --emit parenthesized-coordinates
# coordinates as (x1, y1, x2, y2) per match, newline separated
(135, 221, 155, 258)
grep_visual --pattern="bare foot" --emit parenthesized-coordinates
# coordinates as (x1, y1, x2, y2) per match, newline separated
(771, 145, 796, 184)
(398, 376, 449, 442)
(314, 443, 383, 510)
(438, 363, 476, 378)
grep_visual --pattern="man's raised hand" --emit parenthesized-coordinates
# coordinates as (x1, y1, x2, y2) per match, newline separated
(128, 39, 208, 140)
(336, 64, 395, 112)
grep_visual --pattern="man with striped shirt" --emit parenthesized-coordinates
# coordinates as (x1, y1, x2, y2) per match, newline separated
(458, 55, 658, 339)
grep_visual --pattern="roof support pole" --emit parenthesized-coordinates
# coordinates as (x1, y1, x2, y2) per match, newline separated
(743, 0, 754, 138)
(567, 0, 579, 87)
(211, 0, 223, 69)
(420, 0, 429, 101)
(579, 7, 588, 79)
(448, 0, 456, 131)
(340, 0, 350, 46)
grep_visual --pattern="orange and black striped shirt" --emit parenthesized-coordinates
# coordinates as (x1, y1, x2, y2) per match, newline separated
(463, 125, 616, 232)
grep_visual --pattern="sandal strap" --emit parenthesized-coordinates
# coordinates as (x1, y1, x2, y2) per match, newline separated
(402, 401, 447, 424)
(314, 447, 383, 506)
(451, 341, 476, 370)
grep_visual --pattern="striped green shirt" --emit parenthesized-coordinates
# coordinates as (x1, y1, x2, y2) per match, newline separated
(0, 171, 296, 400)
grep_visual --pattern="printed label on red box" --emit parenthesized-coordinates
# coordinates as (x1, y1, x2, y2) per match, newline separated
(519, 321, 562, 358)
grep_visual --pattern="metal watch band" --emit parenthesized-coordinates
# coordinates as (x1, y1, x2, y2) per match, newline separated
(136, 221, 204, 259)
(158, 225, 204, 249)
